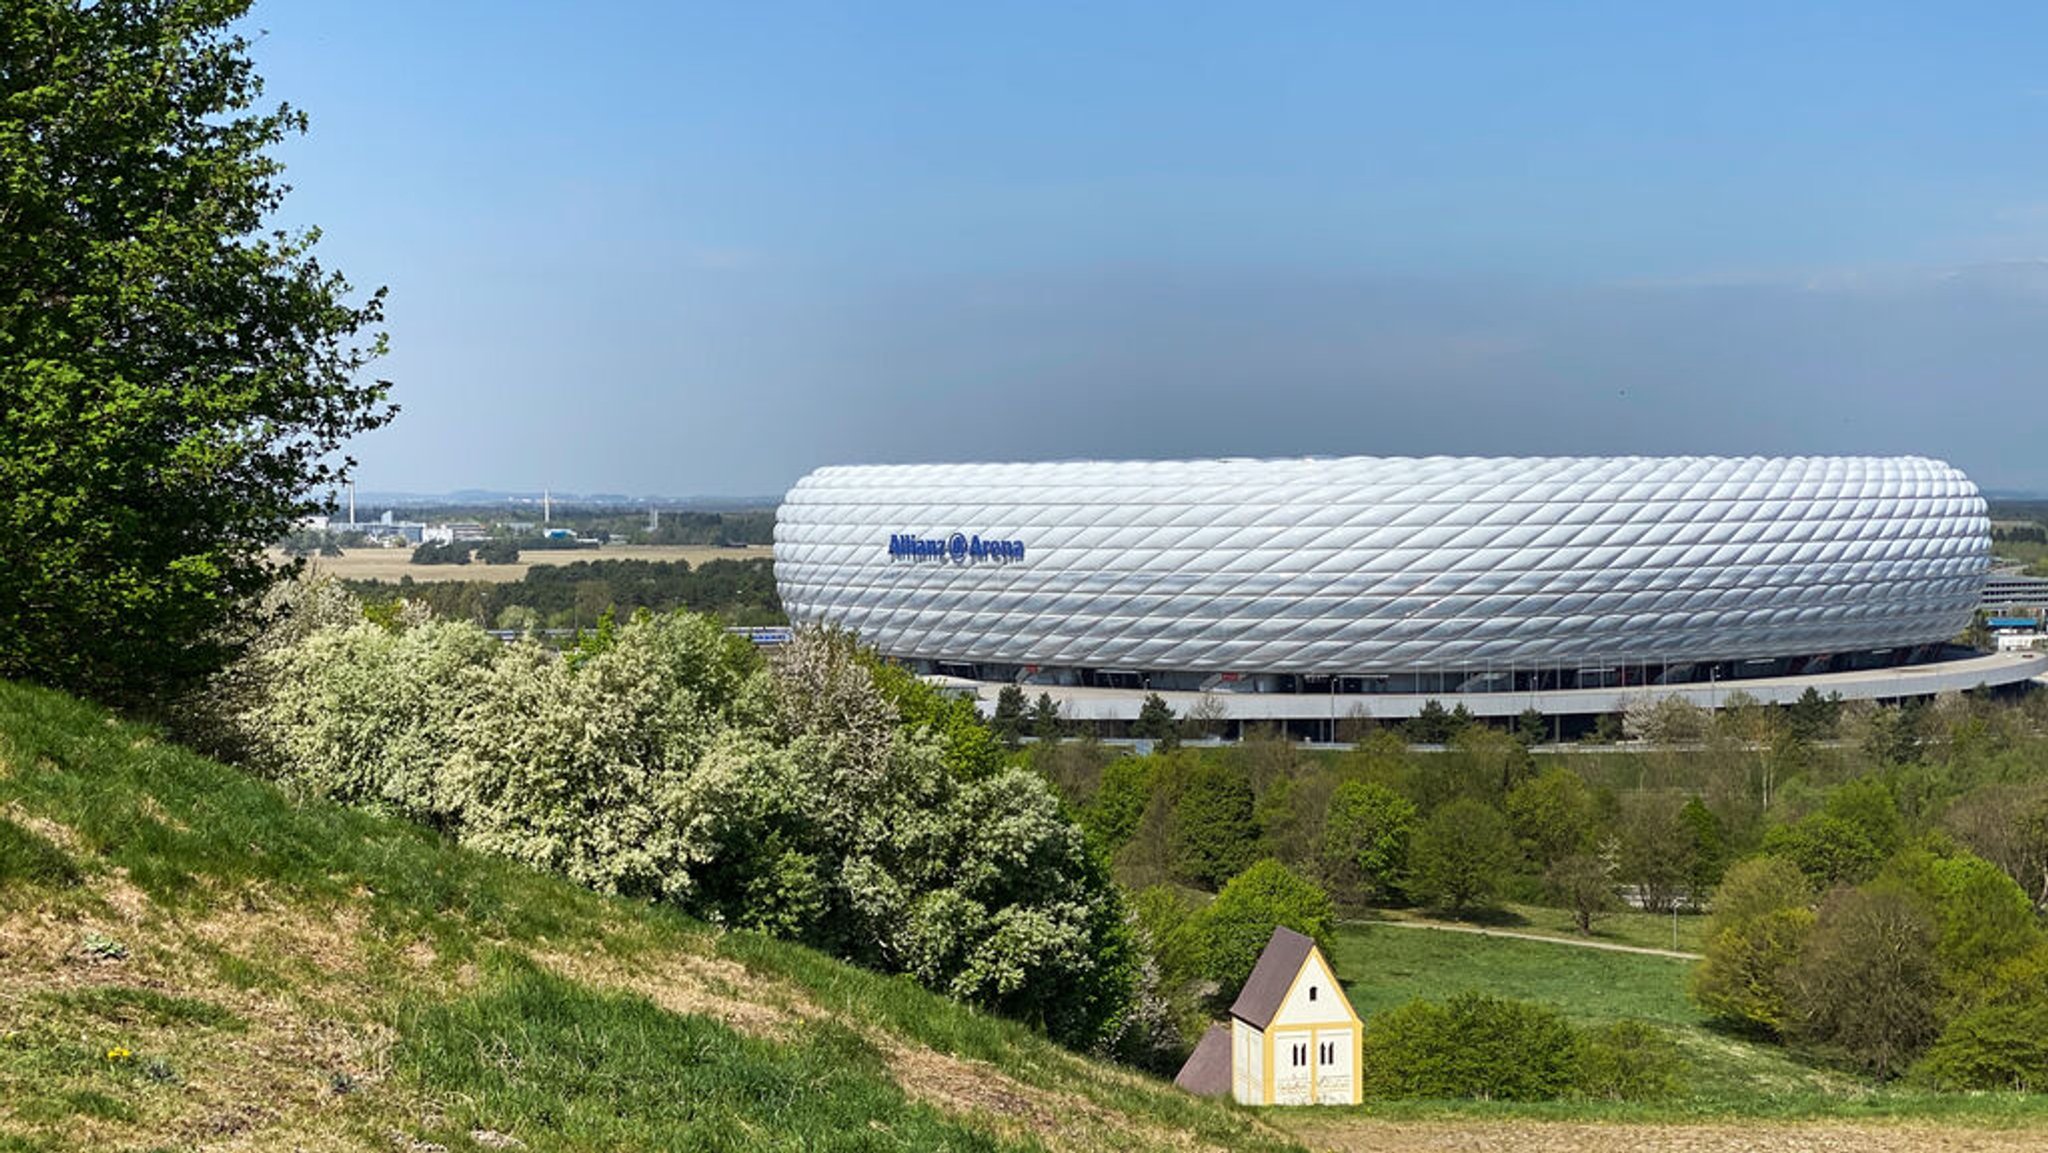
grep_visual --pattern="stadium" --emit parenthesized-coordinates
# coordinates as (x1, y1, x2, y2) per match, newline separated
(773, 455, 2047, 734)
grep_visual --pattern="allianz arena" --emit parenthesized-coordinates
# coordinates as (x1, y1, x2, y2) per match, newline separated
(774, 456, 2046, 726)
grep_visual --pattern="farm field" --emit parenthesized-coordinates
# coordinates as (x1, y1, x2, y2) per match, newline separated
(271, 542, 774, 583)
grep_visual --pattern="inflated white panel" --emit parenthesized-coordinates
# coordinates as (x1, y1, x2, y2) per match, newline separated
(772, 457, 1990, 673)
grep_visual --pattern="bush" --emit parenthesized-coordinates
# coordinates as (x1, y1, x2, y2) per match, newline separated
(241, 613, 1138, 1050)
(1575, 1019, 1684, 1101)
(1360, 993, 1580, 1100)
(1689, 856, 1816, 1034)
(1201, 859, 1335, 994)
(1917, 997, 2048, 1091)
(1785, 886, 1941, 1077)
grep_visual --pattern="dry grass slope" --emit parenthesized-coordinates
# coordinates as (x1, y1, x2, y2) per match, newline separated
(0, 679, 1295, 1153)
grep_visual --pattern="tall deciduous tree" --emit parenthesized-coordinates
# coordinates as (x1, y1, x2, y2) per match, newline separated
(1, 0, 393, 705)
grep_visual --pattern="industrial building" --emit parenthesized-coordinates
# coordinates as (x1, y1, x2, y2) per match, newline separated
(774, 455, 2046, 728)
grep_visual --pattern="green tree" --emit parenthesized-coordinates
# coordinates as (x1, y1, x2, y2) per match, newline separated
(1546, 852, 1621, 935)
(1689, 856, 1815, 1035)
(0, 0, 393, 706)
(1514, 707, 1550, 747)
(1132, 692, 1181, 749)
(1168, 758, 1258, 888)
(1320, 779, 1417, 904)
(1200, 859, 1335, 993)
(1678, 797, 1729, 909)
(1505, 767, 1600, 869)
(990, 683, 1027, 749)
(1410, 798, 1515, 913)
(1786, 886, 1942, 1078)
(1762, 814, 1885, 890)
(1029, 691, 1066, 742)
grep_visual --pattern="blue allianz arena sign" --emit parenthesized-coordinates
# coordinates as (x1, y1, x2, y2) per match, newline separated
(889, 532, 1025, 563)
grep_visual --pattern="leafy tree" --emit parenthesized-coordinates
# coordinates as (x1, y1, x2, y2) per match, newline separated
(1881, 847, 2044, 995)
(410, 541, 470, 566)
(1822, 777, 1905, 861)
(1761, 814, 1885, 890)
(1917, 946, 2048, 1091)
(1132, 692, 1181, 749)
(1320, 779, 1417, 904)
(1615, 792, 1691, 914)
(1410, 798, 1515, 913)
(1514, 707, 1550, 747)
(1082, 754, 1157, 853)
(1200, 859, 1335, 993)
(472, 539, 521, 565)
(1785, 886, 1942, 1077)
(1678, 797, 1729, 909)
(990, 683, 1027, 749)
(1690, 856, 1815, 1034)
(1, 0, 393, 706)
(1546, 852, 1621, 935)
(1505, 767, 1600, 869)
(1168, 758, 1257, 888)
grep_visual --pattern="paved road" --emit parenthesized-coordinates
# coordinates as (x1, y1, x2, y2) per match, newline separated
(1350, 917, 1702, 960)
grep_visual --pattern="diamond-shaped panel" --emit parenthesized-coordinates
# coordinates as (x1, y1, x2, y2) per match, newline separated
(772, 456, 1990, 675)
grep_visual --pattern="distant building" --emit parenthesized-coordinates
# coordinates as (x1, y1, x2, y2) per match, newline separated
(1174, 927, 1361, 1106)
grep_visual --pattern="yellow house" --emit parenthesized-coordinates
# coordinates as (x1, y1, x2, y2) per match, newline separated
(1173, 926, 1362, 1106)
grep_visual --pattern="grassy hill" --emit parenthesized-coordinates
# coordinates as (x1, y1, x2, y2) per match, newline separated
(0, 680, 1299, 1152)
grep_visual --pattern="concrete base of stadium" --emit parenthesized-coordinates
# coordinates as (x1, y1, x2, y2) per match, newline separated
(954, 649, 2048, 729)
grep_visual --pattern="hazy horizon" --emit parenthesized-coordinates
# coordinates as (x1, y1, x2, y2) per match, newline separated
(249, 3, 2048, 497)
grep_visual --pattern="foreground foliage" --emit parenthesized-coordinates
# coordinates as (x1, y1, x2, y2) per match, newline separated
(0, 0, 392, 706)
(227, 610, 1137, 1051)
(0, 678, 1299, 1152)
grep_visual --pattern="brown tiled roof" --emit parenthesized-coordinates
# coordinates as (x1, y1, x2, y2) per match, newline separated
(1228, 926, 1315, 1030)
(1174, 1023, 1232, 1097)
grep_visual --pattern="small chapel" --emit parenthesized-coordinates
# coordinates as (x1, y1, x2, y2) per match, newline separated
(1173, 925, 1362, 1106)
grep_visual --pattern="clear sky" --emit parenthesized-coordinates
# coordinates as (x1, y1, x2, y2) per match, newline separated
(250, 2, 2048, 498)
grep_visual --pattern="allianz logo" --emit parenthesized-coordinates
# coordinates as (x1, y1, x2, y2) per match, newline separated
(888, 533, 1026, 563)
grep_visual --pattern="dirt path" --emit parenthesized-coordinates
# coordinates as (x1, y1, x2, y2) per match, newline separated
(1352, 918, 1702, 960)
(1288, 1118, 2048, 1152)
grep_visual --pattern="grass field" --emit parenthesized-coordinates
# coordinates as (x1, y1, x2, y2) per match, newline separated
(271, 542, 774, 583)
(1322, 922, 2048, 1120)
(1361, 903, 1710, 954)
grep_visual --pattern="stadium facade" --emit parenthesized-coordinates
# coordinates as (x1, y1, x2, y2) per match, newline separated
(774, 456, 2046, 725)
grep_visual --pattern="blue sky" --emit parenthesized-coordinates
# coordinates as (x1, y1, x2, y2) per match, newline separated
(252, 2, 2048, 496)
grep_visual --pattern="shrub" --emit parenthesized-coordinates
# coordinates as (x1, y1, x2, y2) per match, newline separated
(1689, 856, 1816, 1034)
(1575, 1019, 1684, 1101)
(1201, 859, 1335, 993)
(1785, 886, 1941, 1078)
(1917, 997, 2048, 1091)
(1916, 946, 2048, 1091)
(1360, 993, 1580, 1100)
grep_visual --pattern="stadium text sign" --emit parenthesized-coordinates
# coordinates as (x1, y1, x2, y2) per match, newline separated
(889, 533, 1025, 563)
